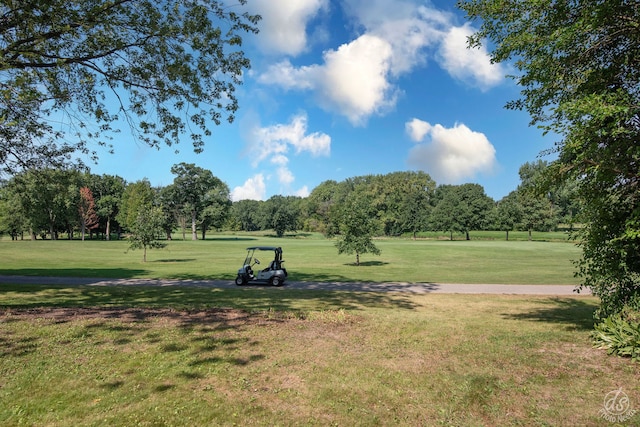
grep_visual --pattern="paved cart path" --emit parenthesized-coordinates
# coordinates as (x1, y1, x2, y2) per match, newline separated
(0, 275, 588, 295)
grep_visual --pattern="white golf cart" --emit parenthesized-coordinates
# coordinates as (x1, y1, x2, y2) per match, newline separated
(235, 246, 288, 286)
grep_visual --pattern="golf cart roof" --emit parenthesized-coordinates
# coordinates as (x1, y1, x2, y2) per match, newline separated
(246, 246, 281, 251)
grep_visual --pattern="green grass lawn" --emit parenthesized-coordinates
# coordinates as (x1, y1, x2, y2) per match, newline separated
(0, 232, 581, 285)
(3, 233, 631, 426)
(0, 286, 637, 426)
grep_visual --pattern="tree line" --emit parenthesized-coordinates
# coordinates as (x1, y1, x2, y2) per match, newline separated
(0, 160, 579, 244)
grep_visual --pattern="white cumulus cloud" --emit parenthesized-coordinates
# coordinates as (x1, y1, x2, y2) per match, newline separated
(437, 23, 504, 90)
(258, 0, 505, 124)
(406, 119, 497, 183)
(248, 0, 328, 56)
(405, 117, 432, 142)
(231, 174, 267, 201)
(260, 35, 396, 126)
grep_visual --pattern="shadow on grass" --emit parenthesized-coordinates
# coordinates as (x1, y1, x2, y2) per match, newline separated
(342, 261, 389, 267)
(204, 237, 258, 241)
(502, 297, 597, 331)
(0, 282, 421, 312)
(0, 268, 147, 279)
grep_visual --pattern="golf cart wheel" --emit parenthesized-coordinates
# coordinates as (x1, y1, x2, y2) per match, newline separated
(235, 275, 245, 286)
(271, 276, 282, 287)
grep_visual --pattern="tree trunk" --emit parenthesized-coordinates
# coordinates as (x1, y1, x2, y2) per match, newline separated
(191, 210, 197, 240)
(105, 217, 111, 241)
(506, 230, 509, 241)
(356, 252, 360, 266)
(528, 228, 532, 241)
(466, 231, 470, 240)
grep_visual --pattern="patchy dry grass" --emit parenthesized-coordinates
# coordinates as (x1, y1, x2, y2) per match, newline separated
(1, 289, 638, 426)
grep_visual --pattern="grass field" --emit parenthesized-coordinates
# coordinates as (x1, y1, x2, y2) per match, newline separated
(2, 233, 637, 426)
(0, 286, 638, 426)
(0, 232, 581, 285)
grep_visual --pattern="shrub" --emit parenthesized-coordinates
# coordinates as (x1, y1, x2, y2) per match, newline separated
(593, 301, 640, 360)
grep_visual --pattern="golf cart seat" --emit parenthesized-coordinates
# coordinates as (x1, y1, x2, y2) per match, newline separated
(263, 261, 276, 272)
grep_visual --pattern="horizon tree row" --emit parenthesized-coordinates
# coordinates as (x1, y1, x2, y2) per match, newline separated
(0, 160, 579, 242)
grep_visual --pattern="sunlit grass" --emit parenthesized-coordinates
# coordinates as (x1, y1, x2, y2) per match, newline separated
(0, 286, 637, 426)
(0, 232, 581, 284)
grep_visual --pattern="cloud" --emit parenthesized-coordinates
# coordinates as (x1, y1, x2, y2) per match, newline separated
(260, 34, 396, 125)
(231, 174, 266, 201)
(242, 113, 330, 195)
(258, 1, 504, 124)
(341, 0, 449, 75)
(248, 0, 328, 56)
(405, 117, 432, 142)
(294, 185, 310, 198)
(249, 113, 331, 167)
(406, 119, 497, 183)
(437, 23, 504, 90)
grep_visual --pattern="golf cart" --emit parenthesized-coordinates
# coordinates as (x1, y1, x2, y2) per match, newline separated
(235, 246, 288, 286)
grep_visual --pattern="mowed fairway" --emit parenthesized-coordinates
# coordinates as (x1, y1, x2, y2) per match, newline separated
(0, 233, 581, 285)
(2, 234, 637, 426)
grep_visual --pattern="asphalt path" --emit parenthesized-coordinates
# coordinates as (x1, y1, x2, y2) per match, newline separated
(0, 275, 587, 295)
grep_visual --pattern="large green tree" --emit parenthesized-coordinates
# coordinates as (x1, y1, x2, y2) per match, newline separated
(495, 191, 522, 241)
(230, 199, 261, 232)
(430, 184, 494, 240)
(117, 179, 155, 233)
(169, 163, 227, 240)
(199, 183, 231, 239)
(516, 161, 558, 239)
(459, 0, 640, 316)
(89, 174, 126, 240)
(0, 0, 259, 174)
(331, 189, 381, 266)
(259, 195, 300, 238)
(10, 168, 82, 239)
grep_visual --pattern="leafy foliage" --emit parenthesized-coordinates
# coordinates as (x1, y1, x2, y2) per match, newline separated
(430, 184, 494, 240)
(0, 0, 259, 173)
(127, 206, 167, 262)
(168, 163, 230, 240)
(593, 302, 640, 361)
(117, 179, 155, 232)
(458, 0, 640, 317)
(332, 190, 381, 266)
(259, 195, 301, 238)
(78, 187, 99, 241)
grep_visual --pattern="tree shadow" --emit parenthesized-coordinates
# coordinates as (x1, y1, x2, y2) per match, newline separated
(0, 305, 272, 394)
(342, 261, 389, 267)
(502, 297, 597, 331)
(205, 237, 257, 241)
(0, 268, 147, 279)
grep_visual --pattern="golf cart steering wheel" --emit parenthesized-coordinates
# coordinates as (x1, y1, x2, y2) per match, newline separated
(254, 258, 260, 265)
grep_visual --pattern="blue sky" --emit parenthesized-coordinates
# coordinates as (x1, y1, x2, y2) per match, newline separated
(89, 0, 556, 202)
